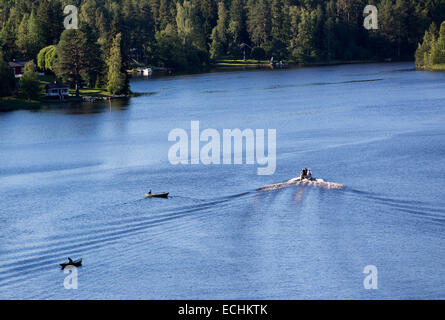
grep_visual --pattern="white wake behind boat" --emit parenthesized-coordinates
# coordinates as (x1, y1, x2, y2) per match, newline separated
(259, 176, 344, 191)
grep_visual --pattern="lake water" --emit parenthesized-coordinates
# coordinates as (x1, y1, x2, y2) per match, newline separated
(0, 62, 444, 299)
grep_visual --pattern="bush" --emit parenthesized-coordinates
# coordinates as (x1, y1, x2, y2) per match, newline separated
(251, 47, 266, 61)
(262, 40, 287, 61)
(19, 61, 40, 100)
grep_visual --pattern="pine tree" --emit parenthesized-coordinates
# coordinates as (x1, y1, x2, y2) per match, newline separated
(198, 0, 217, 42)
(80, 0, 99, 32)
(265, 0, 289, 60)
(16, 13, 29, 58)
(228, 0, 245, 51)
(270, 0, 283, 42)
(0, 50, 16, 97)
(431, 21, 445, 64)
(37, 0, 63, 46)
(150, 0, 161, 32)
(289, 8, 318, 63)
(246, 0, 271, 47)
(155, 24, 186, 68)
(323, 15, 335, 61)
(378, 0, 411, 58)
(176, 1, 194, 45)
(415, 22, 437, 66)
(36, 0, 51, 45)
(27, 10, 44, 59)
(0, 17, 18, 60)
(80, 24, 103, 87)
(55, 29, 94, 96)
(210, 2, 229, 59)
(15, 10, 44, 60)
(135, 0, 156, 63)
(159, 0, 171, 30)
(106, 33, 126, 95)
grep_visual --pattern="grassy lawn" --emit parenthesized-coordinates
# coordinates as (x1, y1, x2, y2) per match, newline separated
(426, 64, 445, 71)
(77, 87, 112, 97)
(214, 59, 380, 69)
(0, 96, 41, 111)
(215, 59, 271, 67)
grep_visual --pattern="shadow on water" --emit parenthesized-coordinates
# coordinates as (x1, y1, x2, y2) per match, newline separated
(0, 190, 254, 287)
(59, 99, 130, 115)
(1, 99, 130, 115)
(264, 78, 385, 90)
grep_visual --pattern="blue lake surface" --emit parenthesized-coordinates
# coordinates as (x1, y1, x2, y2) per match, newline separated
(0, 62, 444, 299)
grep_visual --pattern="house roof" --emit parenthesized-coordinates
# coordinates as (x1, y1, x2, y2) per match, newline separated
(8, 60, 28, 68)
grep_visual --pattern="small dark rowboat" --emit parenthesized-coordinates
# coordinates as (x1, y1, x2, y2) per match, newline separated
(60, 258, 82, 269)
(145, 192, 169, 198)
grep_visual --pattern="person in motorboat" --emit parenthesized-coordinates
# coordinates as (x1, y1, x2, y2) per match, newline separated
(148, 190, 152, 195)
(300, 168, 307, 180)
(300, 168, 313, 180)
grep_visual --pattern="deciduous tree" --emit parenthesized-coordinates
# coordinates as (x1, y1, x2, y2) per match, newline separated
(107, 33, 126, 95)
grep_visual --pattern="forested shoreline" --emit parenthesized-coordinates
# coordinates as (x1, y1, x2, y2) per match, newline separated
(1, 0, 445, 101)
(416, 20, 445, 70)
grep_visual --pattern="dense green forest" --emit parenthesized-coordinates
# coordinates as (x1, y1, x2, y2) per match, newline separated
(1, 0, 445, 97)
